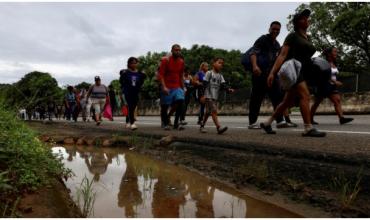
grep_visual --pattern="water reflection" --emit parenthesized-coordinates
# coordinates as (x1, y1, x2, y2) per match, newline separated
(53, 145, 299, 218)
(117, 153, 142, 217)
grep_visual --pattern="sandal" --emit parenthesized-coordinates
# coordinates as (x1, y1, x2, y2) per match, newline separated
(260, 123, 276, 134)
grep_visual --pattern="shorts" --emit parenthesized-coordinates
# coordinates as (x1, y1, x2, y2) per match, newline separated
(316, 83, 339, 98)
(205, 98, 218, 114)
(90, 98, 106, 114)
(160, 88, 185, 105)
(292, 62, 312, 88)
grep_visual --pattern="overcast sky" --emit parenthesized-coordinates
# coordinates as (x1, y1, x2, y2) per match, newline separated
(0, 2, 301, 86)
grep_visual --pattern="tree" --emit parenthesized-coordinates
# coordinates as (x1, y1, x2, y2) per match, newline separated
(134, 45, 250, 99)
(4, 71, 62, 110)
(289, 3, 370, 72)
(0, 84, 11, 100)
(109, 79, 121, 93)
(75, 81, 91, 90)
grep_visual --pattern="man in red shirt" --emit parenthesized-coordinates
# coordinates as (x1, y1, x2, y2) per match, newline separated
(158, 44, 185, 130)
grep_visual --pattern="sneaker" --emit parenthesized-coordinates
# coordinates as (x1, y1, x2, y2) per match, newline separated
(276, 121, 289, 129)
(286, 122, 298, 128)
(302, 128, 326, 137)
(163, 125, 171, 131)
(312, 120, 319, 125)
(173, 123, 185, 130)
(180, 120, 188, 125)
(125, 123, 131, 128)
(217, 126, 228, 134)
(340, 117, 353, 125)
(197, 121, 201, 125)
(96, 121, 101, 126)
(260, 123, 276, 134)
(130, 123, 138, 130)
(200, 126, 207, 133)
(248, 123, 261, 129)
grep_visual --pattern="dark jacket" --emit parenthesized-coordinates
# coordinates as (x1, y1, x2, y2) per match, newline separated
(119, 69, 146, 96)
(251, 34, 281, 74)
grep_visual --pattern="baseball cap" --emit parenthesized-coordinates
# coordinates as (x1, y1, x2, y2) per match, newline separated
(94, 76, 101, 81)
(293, 9, 311, 25)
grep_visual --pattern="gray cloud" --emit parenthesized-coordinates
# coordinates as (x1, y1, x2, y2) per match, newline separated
(0, 2, 300, 86)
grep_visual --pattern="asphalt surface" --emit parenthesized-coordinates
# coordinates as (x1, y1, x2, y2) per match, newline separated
(51, 114, 370, 164)
(114, 114, 370, 135)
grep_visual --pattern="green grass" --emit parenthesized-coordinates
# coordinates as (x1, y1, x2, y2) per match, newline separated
(330, 167, 364, 209)
(129, 132, 139, 146)
(0, 103, 70, 217)
(76, 175, 96, 217)
(238, 158, 269, 185)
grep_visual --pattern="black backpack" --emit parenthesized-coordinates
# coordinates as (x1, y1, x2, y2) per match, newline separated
(119, 69, 127, 88)
(241, 47, 253, 72)
(308, 57, 332, 87)
(241, 47, 271, 73)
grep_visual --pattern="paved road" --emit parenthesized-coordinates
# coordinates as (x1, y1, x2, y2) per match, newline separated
(109, 114, 370, 135)
(49, 114, 370, 162)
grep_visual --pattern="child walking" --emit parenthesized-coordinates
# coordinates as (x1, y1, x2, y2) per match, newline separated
(200, 57, 234, 134)
(119, 57, 146, 130)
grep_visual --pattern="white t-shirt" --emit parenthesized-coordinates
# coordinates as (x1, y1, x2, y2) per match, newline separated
(204, 70, 226, 100)
(331, 67, 339, 81)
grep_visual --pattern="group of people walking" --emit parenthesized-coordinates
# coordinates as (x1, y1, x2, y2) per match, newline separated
(63, 78, 121, 124)
(59, 9, 353, 138)
(244, 9, 353, 137)
(154, 9, 352, 137)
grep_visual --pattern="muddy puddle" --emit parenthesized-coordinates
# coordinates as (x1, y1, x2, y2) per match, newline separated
(52, 145, 300, 218)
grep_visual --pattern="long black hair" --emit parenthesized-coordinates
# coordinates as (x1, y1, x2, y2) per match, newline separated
(323, 47, 337, 66)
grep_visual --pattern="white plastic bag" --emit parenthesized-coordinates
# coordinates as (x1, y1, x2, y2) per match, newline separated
(277, 59, 302, 90)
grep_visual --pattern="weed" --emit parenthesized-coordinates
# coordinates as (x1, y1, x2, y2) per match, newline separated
(331, 166, 364, 209)
(76, 175, 96, 217)
(141, 136, 154, 150)
(0, 104, 69, 216)
(10, 197, 20, 217)
(239, 158, 269, 184)
(0, 171, 12, 191)
(129, 133, 139, 146)
(2, 201, 9, 217)
(284, 178, 305, 192)
(94, 138, 102, 147)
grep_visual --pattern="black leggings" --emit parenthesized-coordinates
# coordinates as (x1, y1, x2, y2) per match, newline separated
(126, 95, 139, 125)
(198, 102, 205, 123)
(249, 75, 284, 125)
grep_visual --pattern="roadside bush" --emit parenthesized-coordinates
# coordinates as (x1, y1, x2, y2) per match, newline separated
(0, 103, 69, 216)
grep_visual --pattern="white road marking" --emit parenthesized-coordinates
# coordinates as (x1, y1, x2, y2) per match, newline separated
(293, 129, 370, 135)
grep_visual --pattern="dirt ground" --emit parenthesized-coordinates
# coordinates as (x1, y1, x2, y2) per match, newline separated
(18, 178, 81, 217)
(28, 121, 370, 217)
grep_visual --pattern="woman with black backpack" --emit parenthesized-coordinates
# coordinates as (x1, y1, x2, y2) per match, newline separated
(310, 47, 354, 125)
